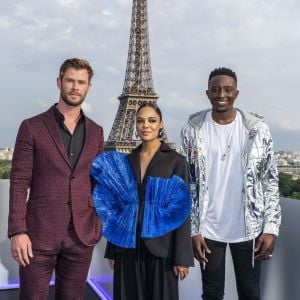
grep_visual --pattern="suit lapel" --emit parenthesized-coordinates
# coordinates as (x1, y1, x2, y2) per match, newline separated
(128, 142, 166, 184)
(42, 108, 71, 169)
(128, 147, 141, 183)
(143, 142, 171, 181)
(144, 149, 161, 178)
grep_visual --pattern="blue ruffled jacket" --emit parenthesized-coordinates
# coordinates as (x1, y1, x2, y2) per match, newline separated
(91, 142, 194, 267)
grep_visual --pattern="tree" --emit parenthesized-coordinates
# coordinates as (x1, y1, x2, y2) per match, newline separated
(292, 180, 300, 193)
(291, 192, 300, 200)
(0, 160, 11, 179)
(279, 173, 293, 197)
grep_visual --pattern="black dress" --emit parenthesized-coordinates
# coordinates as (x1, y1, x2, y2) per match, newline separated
(105, 142, 194, 300)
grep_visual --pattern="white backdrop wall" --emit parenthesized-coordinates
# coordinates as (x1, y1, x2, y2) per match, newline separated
(0, 179, 19, 289)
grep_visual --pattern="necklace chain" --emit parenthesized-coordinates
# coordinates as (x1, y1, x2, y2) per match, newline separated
(212, 117, 236, 161)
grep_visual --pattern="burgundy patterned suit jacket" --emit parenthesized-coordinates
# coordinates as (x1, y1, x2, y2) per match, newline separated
(8, 106, 104, 249)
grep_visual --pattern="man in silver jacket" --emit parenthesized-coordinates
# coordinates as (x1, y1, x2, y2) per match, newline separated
(181, 67, 281, 300)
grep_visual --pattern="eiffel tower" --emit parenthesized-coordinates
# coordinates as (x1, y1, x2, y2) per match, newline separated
(105, 0, 172, 153)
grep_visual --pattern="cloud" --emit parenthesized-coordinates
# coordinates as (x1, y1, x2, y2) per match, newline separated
(1, 0, 300, 151)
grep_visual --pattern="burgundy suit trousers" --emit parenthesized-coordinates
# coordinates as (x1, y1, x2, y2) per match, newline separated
(19, 223, 94, 300)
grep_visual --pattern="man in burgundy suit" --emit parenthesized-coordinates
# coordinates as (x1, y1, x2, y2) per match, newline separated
(8, 58, 104, 299)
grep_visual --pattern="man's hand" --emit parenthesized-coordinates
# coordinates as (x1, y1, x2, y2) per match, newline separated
(192, 234, 211, 266)
(255, 233, 276, 260)
(11, 233, 33, 267)
(173, 266, 189, 280)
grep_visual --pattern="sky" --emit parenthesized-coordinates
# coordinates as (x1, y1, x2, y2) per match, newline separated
(1, 0, 300, 150)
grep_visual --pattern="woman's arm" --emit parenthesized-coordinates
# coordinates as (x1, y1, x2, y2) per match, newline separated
(172, 156, 194, 268)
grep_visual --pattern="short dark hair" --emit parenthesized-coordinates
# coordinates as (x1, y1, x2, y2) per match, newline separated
(208, 67, 237, 84)
(136, 102, 163, 121)
(59, 58, 94, 82)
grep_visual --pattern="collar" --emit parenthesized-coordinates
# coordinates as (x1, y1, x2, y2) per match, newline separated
(189, 108, 263, 131)
(160, 141, 172, 152)
(52, 104, 85, 124)
(133, 141, 171, 154)
(128, 141, 172, 184)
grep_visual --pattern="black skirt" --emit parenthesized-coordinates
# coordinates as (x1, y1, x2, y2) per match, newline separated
(113, 238, 179, 300)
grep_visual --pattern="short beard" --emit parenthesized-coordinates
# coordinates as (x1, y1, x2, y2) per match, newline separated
(215, 108, 228, 114)
(60, 92, 85, 107)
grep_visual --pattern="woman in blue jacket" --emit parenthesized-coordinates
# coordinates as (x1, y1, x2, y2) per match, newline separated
(91, 103, 194, 300)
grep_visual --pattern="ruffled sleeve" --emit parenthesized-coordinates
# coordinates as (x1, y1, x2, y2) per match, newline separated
(91, 151, 139, 248)
(141, 175, 191, 238)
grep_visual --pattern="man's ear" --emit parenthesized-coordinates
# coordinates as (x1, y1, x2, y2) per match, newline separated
(57, 77, 61, 90)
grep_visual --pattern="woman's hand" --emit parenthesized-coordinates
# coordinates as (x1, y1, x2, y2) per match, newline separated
(173, 266, 189, 280)
(108, 259, 114, 270)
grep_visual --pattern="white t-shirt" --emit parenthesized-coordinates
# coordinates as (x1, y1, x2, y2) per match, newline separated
(200, 111, 251, 243)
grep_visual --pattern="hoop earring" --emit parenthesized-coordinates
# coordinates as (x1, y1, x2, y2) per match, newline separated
(135, 131, 139, 139)
(158, 128, 164, 138)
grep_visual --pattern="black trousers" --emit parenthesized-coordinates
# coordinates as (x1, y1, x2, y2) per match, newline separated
(201, 238, 261, 300)
(113, 239, 178, 300)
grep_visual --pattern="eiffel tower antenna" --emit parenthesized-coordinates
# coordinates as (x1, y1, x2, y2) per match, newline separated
(105, 0, 171, 152)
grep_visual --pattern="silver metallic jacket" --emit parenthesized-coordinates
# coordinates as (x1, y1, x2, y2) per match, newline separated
(181, 108, 281, 238)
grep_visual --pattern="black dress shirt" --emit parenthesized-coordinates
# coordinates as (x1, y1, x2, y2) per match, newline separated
(53, 105, 85, 170)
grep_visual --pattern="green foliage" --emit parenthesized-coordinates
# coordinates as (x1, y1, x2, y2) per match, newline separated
(291, 192, 300, 200)
(293, 181, 300, 192)
(279, 173, 300, 200)
(0, 160, 11, 179)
